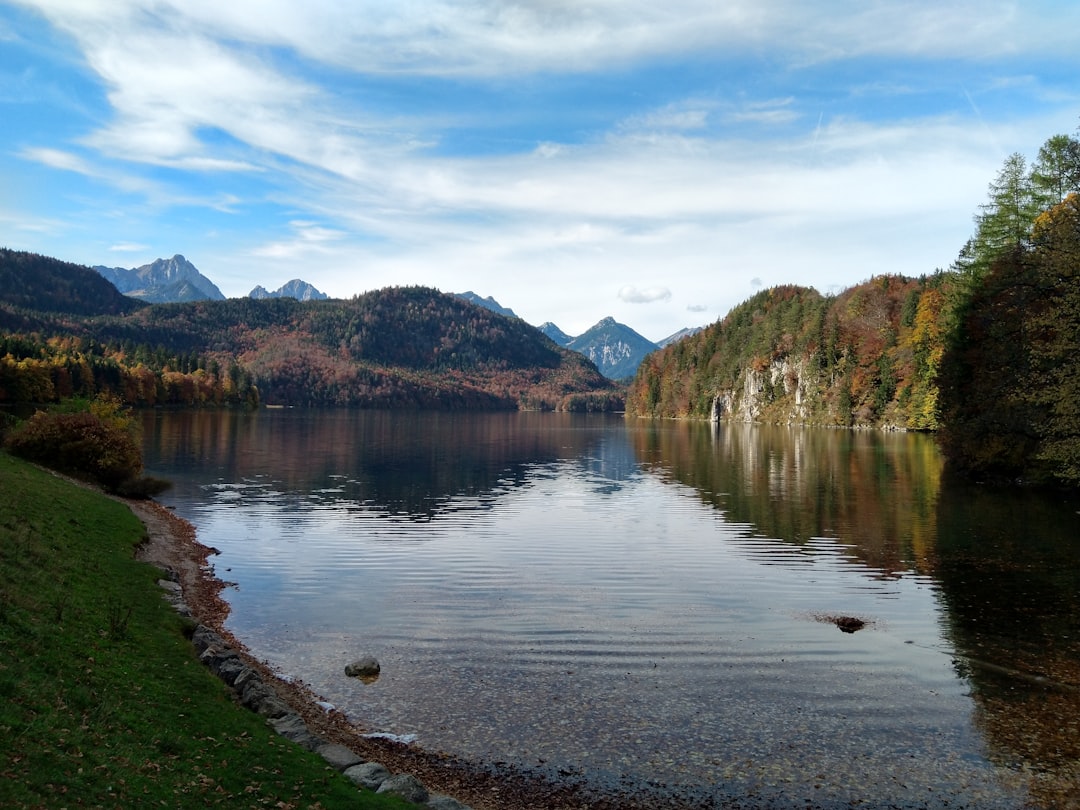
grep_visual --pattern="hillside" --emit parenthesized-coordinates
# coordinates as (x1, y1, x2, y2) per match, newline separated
(0, 248, 145, 318)
(626, 127, 1080, 487)
(627, 276, 950, 430)
(0, 250, 620, 411)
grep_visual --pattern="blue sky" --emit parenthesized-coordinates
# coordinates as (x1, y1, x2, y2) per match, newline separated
(2, 1, 1079, 341)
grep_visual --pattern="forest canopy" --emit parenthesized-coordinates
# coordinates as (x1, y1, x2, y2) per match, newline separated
(626, 126, 1080, 487)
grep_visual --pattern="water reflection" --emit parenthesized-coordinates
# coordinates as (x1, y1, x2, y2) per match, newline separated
(140, 410, 1080, 807)
(631, 421, 943, 576)
(142, 409, 636, 518)
(633, 419, 1080, 806)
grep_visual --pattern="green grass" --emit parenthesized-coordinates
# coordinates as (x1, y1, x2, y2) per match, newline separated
(0, 451, 413, 809)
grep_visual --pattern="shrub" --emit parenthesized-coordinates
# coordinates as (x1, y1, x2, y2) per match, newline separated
(4, 398, 145, 492)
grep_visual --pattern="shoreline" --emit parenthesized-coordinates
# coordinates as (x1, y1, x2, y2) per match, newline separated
(129, 498, 653, 810)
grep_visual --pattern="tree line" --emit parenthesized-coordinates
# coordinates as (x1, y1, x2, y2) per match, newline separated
(0, 261, 619, 412)
(627, 126, 1080, 487)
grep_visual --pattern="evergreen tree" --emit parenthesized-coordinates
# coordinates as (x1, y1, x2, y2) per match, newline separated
(1030, 134, 1080, 209)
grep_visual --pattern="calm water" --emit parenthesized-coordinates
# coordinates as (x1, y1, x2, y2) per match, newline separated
(141, 410, 1080, 809)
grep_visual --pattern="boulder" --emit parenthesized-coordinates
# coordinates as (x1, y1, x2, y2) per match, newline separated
(316, 742, 363, 771)
(253, 695, 292, 719)
(214, 657, 248, 686)
(344, 656, 380, 679)
(269, 713, 324, 751)
(191, 625, 226, 654)
(343, 762, 391, 790)
(377, 772, 429, 804)
(427, 793, 474, 810)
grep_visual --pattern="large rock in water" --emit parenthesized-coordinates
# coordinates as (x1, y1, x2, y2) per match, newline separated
(344, 657, 380, 679)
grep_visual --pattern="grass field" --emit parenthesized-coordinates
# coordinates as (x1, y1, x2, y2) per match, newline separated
(0, 451, 412, 808)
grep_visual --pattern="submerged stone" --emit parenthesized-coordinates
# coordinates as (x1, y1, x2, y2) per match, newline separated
(344, 656, 381, 680)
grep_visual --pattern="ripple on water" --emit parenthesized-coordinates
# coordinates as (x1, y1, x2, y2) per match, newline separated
(173, 450, 1034, 808)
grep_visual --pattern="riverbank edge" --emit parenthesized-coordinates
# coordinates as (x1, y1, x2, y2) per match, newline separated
(128, 498, 635, 810)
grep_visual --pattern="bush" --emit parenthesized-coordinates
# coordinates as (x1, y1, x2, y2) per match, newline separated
(4, 399, 145, 492)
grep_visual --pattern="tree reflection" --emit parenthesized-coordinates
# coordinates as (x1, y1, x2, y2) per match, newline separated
(629, 418, 1080, 807)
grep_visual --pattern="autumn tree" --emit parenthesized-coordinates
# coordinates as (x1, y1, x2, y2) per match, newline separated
(1026, 193, 1080, 482)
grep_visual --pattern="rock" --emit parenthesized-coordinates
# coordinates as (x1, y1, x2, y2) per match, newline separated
(191, 625, 226, 654)
(238, 678, 274, 710)
(377, 772, 429, 804)
(254, 695, 292, 719)
(269, 714, 324, 751)
(215, 657, 248, 686)
(835, 616, 866, 633)
(316, 742, 364, 771)
(232, 666, 260, 692)
(344, 657, 380, 679)
(343, 761, 391, 790)
(427, 793, 474, 810)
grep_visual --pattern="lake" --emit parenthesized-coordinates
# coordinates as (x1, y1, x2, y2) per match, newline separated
(140, 409, 1080, 809)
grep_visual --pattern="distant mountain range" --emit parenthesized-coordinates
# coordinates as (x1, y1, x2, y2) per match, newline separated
(1, 248, 619, 412)
(454, 291, 518, 319)
(90, 253, 695, 380)
(461, 295, 699, 380)
(249, 280, 328, 301)
(93, 255, 327, 304)
(93, 255, 226, 303)
(538, 322, 573, 346)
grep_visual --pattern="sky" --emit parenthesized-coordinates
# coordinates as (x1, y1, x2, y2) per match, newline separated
(2, 2, 1079, 342)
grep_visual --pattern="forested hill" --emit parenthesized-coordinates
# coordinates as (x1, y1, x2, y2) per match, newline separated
(628, 126, 1080, 488)
(626, 275, 948, 430)
(0, 248, 145, 317)
(0, 250, 620, 411)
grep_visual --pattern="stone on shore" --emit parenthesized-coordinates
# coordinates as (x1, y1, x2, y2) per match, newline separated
(376, 772, 429, 804)
(343, 761, 391, 790)
(316, 742, 364, 771)
(269, 713, 324, 751)
(427, 793, 475, 810)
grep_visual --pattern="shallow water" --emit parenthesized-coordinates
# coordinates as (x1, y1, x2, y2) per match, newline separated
(142, 410, 1080, 808)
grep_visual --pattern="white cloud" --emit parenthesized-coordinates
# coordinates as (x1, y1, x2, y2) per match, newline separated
(7, 0, 1080, 340)
(109, 241, 148, 252)
(251, 220, 347, 260)
(20, 146, 94, 174)
(618, 285, 672, 304)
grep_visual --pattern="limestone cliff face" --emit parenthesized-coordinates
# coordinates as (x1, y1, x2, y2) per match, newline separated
(711, 356, 821, 424)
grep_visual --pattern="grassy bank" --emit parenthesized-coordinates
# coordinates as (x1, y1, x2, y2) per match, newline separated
(0, 451, 410, 808)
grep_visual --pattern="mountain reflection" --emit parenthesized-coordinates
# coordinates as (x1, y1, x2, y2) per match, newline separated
(141, 409, 635, 519)
(630, 418, 1080, 805)
(142, 409, 1080, 805)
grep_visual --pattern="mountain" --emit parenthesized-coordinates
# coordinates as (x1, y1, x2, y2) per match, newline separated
(657, 326, 702, 347)
(566, 317, 659, 381)
(93, 255, 225, 303)
(538, 322, 573, 347)
(250, 280, 328, 301)
(1, 250, 620, 412)
(454, 291, 518, 319)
